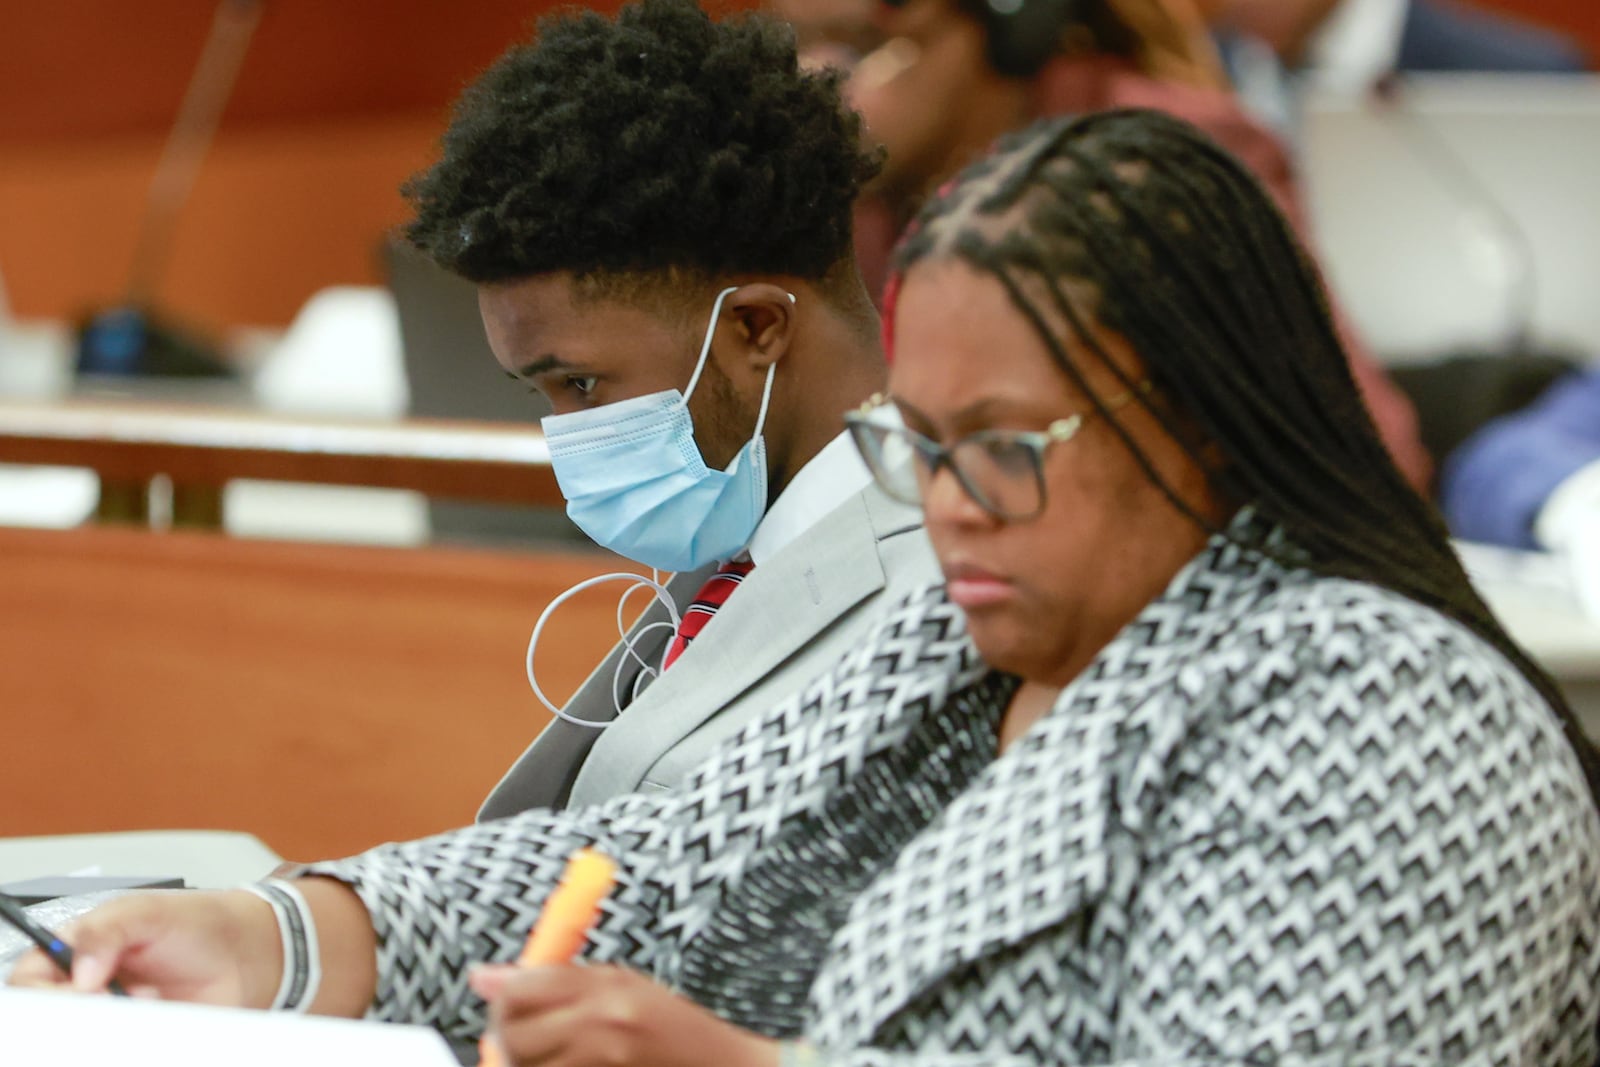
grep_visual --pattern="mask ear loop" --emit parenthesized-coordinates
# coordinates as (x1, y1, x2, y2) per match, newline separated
(745, 291, 793, 439)
(681, 287, 795, 412)
(526, 570, 681, 729)
(749, 362, 777, 440)
(682, 286, 739, 403)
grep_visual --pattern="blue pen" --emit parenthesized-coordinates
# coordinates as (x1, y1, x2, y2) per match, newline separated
(0, 891, 128, 996)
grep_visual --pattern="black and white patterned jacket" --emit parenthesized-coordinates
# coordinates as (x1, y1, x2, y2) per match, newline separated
(313, 521, 1600, 1066)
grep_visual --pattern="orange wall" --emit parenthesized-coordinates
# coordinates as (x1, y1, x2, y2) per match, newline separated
(0, 0, 1587, 333)
(0, 116, 437, 333)
(0, 0, 755, 333)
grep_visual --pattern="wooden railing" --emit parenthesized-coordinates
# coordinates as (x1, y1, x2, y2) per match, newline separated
(0, 399, 622, 856)
(0, 398, 561, 526)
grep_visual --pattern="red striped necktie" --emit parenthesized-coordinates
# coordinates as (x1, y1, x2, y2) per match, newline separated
(662, 560, 755, 670)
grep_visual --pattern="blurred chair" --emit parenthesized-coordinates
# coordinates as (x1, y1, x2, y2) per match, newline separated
(0, 259, 99, 528)
(0, 257, 74, 399)
(230, 285, 428, 545)
(252, 286, 407, 419)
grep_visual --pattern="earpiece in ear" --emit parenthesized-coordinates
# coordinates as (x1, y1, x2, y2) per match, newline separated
(965, 0, 1084, 79)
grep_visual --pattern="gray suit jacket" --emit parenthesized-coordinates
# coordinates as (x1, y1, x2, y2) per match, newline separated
(478, 483, 937, 817)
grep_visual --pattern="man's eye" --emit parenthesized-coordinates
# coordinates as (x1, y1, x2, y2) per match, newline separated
(565, 376, 598, 397)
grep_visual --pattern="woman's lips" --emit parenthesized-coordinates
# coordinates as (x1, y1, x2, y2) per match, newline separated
(943, 563, 1014, 609)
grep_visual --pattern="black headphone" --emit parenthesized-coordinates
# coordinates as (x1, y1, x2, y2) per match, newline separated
(881, 0, 1085, 79)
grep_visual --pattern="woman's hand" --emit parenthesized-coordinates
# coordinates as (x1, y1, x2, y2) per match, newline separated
(470, 963, 779, 1067)
(7, 878, 375, 1017)
(6, 890, 280, 1006)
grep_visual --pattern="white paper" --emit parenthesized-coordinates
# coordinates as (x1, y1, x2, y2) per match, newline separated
(0, 986, 459, 1066)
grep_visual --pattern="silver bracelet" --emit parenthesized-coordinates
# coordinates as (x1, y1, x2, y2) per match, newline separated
(240, 879, 322, 1013)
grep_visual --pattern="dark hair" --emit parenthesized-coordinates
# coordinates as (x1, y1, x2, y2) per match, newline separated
(402, 0, 879, 293)
(892, 107, 1600, 800)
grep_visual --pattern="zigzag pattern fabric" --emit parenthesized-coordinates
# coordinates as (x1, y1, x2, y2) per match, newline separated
(311, 514, 1600, 1066)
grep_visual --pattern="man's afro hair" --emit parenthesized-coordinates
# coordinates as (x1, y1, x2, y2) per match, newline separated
(404, 0, 882, 284)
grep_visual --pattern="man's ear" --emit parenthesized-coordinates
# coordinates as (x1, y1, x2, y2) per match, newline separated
(723, 283, 798, 373)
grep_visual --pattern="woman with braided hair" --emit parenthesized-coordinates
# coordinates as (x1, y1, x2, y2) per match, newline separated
(16, 109, 1600, 1067)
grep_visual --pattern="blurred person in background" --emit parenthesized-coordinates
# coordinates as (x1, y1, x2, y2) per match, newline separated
(1206, 0, 1589, 91)
(819, 0, 1431, 488)
(1195, 0, 1590, 138)
(16, 107, 1600, 1067)
(766, 0, 883, 68)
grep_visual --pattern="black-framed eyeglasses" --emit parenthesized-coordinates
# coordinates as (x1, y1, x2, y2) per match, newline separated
(844, 382, 1153, 522)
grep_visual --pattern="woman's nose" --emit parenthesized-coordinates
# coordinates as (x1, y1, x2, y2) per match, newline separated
(920, 461, 994, 527)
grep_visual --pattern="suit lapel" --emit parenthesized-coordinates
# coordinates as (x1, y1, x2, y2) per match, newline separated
(569, 490, 891, 803)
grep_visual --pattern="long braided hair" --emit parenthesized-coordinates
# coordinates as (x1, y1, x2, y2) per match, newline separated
(889, 107, 1600, 803)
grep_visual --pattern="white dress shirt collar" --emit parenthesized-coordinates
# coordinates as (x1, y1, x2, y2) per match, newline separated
(744, 430, 872, 566)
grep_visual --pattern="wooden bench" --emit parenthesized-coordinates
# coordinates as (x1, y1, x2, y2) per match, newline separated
(0, 402, 625, 860)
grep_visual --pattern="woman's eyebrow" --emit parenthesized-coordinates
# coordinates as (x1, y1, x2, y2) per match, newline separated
(894, 394, 1042, 429)
(888, 394, 930, 425)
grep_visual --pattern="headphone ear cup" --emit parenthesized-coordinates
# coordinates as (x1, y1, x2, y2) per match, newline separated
(974, 0, 1082, 79)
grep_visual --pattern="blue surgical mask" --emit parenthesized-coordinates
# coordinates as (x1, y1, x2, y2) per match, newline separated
(541, 287, 780, 573)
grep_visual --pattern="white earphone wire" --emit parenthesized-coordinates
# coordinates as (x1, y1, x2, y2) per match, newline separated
(525, 569, 682, 730)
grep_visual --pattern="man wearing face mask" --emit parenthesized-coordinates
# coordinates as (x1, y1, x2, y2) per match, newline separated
(419, 0, 939, 817)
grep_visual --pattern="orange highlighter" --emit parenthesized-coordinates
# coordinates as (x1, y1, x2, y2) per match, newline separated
(479, 848, 618, 1067)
